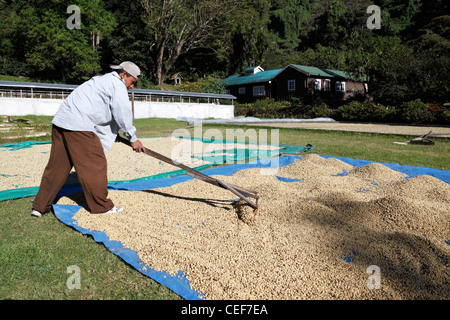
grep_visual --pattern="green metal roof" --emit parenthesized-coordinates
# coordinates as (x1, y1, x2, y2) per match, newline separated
(221, 68, 283, 86)
(221, 64, 349, 87)
(289, 64, 349, 79)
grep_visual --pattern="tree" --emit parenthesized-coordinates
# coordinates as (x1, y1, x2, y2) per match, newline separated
(3, 0, 116, 83)
(269, 0, 318, 50)
(227, 0, 272, 74)
(344, 36, 415, 105)
(0, 0, 26, 76)
(102, 0, 155, 86)
(138, 0, 241, 85)
(407, 15, 450, 102)
(374, 0, 423, 35)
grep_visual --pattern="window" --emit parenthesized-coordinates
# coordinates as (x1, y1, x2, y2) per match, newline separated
(324, 79, 331, 91)
(238, 87, 246, 95)
(288, 80, 296, 91)
(314, 79, 321, 91)
(336, 81, 346, 92)
(253, 85, 265, 96)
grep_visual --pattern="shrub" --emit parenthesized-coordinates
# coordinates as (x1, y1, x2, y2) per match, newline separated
(177, 77, 226, 94)
(394, 99, 428, 124)
(423, 102, 449, 124)
(178, 81, 203, 93)
(337, 101, 361, 121)
(308, 103, 335, 119)
(201, 79, 227, 94)
(235, 99, 336, 119)
(236, 97, 449, 124)
(337, 101, 391, 122)
(235, 99, 288, 118)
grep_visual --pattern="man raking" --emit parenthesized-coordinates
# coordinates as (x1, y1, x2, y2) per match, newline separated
(31, 61, 145, 217)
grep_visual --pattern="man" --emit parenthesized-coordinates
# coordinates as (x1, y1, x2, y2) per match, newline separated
(31, 61, 145, 217)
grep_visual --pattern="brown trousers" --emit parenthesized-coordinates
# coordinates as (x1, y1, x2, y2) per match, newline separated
(33, 125, 114, 214)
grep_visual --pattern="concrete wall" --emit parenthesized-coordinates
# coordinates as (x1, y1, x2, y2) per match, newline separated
(0, 98, 234, 120)
(133, 101, 233, 119)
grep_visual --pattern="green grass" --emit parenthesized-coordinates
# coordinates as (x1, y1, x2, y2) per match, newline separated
(0, 75, 32, 82)
(0, 115, 54, 143)
(0, 117, 188, 145)
(0, 198, 181, 300)
(1, 116, 449, 300)
(285, 128, 450, 170)
(199, 124, 450, 170)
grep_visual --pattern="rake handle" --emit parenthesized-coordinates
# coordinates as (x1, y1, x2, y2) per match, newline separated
(116, 135, 259, 209)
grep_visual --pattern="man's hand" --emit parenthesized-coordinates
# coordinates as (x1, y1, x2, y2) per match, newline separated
(131, 140, 145, 153)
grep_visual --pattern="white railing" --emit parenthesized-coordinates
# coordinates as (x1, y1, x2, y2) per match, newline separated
(0, 81, 235, 105)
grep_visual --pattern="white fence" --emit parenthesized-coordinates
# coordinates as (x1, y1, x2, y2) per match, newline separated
(0, 80, 235, 120)
(0, 98, 234, 120)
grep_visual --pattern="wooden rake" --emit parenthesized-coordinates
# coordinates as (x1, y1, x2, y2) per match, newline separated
(117, 136, 259, 213)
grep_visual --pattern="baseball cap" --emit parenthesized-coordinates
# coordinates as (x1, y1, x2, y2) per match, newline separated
(110, 61, 141, 80)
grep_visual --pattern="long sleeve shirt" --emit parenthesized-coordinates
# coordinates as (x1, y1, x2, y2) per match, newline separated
(52, 71, 138, 153)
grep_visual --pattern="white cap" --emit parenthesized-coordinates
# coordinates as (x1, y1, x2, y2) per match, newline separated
(110, 61, 141, 80)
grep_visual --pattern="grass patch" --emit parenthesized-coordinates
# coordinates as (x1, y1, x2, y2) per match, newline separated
(0, 197, 181, 300)
(0, 117, 187, 145)
(0, 75, 32, 82)
(199, 124, 450, 170)
(0, 116, 53, 143)
(1, 116, 449, 300)
(132, 118, 190, 138)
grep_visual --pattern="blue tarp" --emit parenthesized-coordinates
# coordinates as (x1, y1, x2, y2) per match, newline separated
(51, 155, 450, 300)
(54, 156, 294, 300)
(0, 140, 51, 151)
(0, 138, 312, 202)
(53, 203, 204, 300)
(320, 155, 450, 184)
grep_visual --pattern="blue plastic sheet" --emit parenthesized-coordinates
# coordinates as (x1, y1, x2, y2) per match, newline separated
(53, 203, 203, 300)
(51, 155, 450, 300)
(0, 137, 309, 202)
(53, 156, 296, 300)
(321, 155, 450, 184)
(0, 140, 51, 151)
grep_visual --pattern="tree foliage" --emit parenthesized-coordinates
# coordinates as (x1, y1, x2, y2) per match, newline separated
(138, 0, 244, 85)
(0, 0, 115, 83)
(0, 0, 448, 105)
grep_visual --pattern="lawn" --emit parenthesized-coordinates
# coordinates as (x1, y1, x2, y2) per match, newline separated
(0, 116, 449, 300)
(200, 124, 450, 170)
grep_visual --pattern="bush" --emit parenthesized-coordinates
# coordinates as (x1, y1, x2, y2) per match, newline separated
(236, 97, 449, 124)
(337, 101, 392, 122)
(0, 57, 31, 77)
(235, 99, 288, 118)
(201, 80, 227, 94)
(308, 103, 335, 119)
(393, 99, 428, 124)
(177, 77, 226, 94)
(235, 99, 336, 119)
(437, 103, 450, 124)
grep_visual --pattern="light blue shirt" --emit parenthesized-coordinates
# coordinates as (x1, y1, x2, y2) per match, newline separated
(52, 72, 138, 152)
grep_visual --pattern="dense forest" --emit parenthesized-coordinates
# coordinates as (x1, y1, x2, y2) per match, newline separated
(0, 0, 449, 107)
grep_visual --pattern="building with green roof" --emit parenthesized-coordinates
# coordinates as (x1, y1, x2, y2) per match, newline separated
(221, 64, 365, 103)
